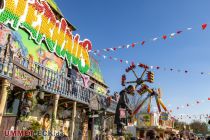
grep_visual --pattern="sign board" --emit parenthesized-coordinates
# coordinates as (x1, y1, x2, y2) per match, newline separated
(137, 114, 151, 127)
(89, 95, 100, 111)
(12, 67, 39, 90)
(89, 114, 99, 118)
(153, 112, 160, 126)
(160, 112, 169, 121)
(0, 0, 92, 73)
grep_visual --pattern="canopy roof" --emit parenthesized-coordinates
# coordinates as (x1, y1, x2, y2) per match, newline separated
(46, 0, 76, 31)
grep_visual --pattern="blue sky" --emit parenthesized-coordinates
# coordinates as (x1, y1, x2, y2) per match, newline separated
(56, 0, 210, 122)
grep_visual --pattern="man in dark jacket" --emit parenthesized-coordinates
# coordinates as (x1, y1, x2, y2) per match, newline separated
(114, 85, 135, 136)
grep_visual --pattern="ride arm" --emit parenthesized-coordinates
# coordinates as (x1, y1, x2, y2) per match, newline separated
(159, 98, 167, 112)
(132, 95, 150, 116)
(155, 95, 161, 112)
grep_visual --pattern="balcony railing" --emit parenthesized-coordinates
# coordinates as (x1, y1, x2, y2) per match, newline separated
(0, 46, 117, 113)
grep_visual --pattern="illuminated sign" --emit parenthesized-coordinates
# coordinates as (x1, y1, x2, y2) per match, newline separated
(0, 0, 92, 73)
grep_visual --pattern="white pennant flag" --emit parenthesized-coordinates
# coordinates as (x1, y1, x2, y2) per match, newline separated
(93, 53, 96, 55)
(110, 48, 114, 51)
(187, 28, 192, 30)
(150, 66, 153, 69)
(118, 46, 122, 48)
(127, 45, 130, 48)
(103, 49, 107, 51)
(170, 33, 176, 37)
(103, 55, 106, 59)
(153, 38, 158, 41)
(113, 58, 118, 61)
(125, 60, 129, 64)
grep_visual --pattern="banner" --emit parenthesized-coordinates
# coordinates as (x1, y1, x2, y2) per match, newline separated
(0, 0, 92, 73)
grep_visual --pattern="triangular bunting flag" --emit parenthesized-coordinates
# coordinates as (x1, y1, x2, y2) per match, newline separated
(202, 23, 207, 30)
(177, 31, 182, 34)
(162, 35, 167, 40)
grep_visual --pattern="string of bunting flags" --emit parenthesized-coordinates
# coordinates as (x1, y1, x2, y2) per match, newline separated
(168, 99, 206, 113)
(92, 52, 208, 76)
(175, 113, 210, 120)
(90, 23, 208, 54)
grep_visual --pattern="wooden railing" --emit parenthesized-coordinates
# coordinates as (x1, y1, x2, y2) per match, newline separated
(0, 46, 117, 113)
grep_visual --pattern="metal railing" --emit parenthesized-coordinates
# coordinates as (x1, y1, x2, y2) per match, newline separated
(0, 46, 117, 113)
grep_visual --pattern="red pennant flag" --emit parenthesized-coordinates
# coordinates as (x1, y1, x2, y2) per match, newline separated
(131, 43, 135, 48)
(156, 66, 160, 69)
(120, 59, 123, 63)
(202, 23, 207, 30)
(113, 48, 117, 51)
(141, 41, 145, 45)
(162, 35, 167, 40)
(106, 48, 110, 51)
(208, 98, 210, 100)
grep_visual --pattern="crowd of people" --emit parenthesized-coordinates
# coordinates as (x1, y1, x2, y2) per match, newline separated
(102, 129, 210, 140)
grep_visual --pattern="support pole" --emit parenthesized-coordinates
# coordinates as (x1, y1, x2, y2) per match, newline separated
(91, 112, 95, 140)
(50, 94, 60, 140)
(70, 101, 77, 140)
(81, 111, 88, 140)
(0, 79, 9, 126)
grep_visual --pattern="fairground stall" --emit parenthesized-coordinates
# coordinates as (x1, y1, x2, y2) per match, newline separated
(134, 112, 178, 139)
(0, 0, 117, 140)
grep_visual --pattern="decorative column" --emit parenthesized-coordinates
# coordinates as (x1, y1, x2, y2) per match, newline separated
(81, 111, 89, 140)
(0, 79, 9, 126)
(70, 101, 77, 140)
(50, 94, 60, 140)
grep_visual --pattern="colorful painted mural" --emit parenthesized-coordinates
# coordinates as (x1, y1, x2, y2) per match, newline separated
(88, 56, 105, 83)
(0, 24, 65, 72)
(137, 114, 151, 127)
(0, 0, 92, 73)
